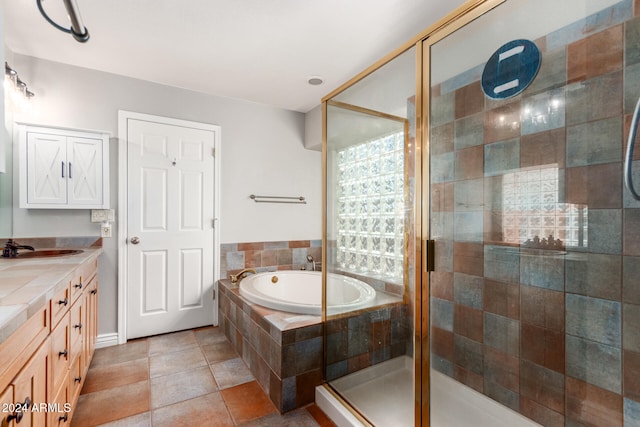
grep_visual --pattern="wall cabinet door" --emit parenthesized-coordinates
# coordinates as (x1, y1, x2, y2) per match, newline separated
(67, 136, 104, 206)
(25, 132, 67, 206)
(18, 123, 110, 209)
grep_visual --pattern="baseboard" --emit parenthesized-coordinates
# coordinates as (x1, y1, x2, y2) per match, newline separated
(96, 333, 119, 349)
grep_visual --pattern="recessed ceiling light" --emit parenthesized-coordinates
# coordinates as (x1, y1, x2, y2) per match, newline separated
(307, 76, 324, 86)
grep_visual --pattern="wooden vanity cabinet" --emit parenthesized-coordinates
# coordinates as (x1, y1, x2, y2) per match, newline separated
(0, 255, 99, 426)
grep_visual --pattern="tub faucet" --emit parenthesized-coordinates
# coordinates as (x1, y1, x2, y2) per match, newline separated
(306, 255, 316, 271)
(2, 239, 35, 258)
(230, 268, 256, 284)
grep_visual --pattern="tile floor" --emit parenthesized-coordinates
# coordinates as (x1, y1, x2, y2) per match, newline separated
(71, 326, 336, 426)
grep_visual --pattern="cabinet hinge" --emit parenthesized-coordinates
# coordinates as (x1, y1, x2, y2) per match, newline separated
(212, 147, 215, 157)
(212, 289, 216, 300)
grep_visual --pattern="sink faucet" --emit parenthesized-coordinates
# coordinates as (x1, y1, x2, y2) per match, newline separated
(229, 268, 256, 284)
(2, 239, 35, 258)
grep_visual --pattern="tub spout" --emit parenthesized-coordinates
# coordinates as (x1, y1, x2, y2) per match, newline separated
(230, 268, 257, 284)
(306, 255, 316, 271)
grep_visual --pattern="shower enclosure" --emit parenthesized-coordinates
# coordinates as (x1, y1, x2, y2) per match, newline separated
(323, 0, 640, 425)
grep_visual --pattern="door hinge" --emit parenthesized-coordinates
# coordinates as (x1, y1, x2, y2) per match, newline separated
(212, 147, 215, 157)
(212, 218, 217, 228)
(423, 239, 435, 272)
(212, 288, 216, 300)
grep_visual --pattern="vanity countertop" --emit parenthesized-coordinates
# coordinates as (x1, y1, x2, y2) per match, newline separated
(0, 247, 102, 344)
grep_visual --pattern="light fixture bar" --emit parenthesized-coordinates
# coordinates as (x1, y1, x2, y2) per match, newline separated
(5, 62, 35, 99)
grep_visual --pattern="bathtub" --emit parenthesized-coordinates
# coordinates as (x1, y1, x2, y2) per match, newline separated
(238, 271, 376, 315)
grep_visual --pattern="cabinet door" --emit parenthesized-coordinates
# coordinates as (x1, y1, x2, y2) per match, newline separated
(11, 340, 48, 427)
(66, 136, 103, 206)
(26, 132, 67, 205)
(50, 312, 70, 399)
(83, 280, 98, 374)
(0, 385, 14, 427)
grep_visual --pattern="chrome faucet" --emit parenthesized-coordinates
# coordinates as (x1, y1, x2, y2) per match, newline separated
(229, 268, 257, 284)
(307, 255, 316, 271)
(2, 239, 35, 258)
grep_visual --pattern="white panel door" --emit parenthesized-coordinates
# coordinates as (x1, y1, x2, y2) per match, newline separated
(127, 118, 215, 339)
(26, 132, 67, 205)
(67, 136, 103, 206)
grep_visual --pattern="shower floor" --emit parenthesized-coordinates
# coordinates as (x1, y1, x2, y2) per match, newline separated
(330, 356, 413, 427)
(323, 357, 542, 427)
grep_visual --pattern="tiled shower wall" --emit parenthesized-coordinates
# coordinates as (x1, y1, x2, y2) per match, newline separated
(220, 240, 322, 279)
(430, 1, 640, 425)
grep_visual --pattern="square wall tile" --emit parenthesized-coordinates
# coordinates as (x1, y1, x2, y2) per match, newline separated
(565, 253, 622, 301)
(455, 81, 484, 119)
(485, 139, 521, 177)
(624, 256, 640, 303)
(520, 128, 566, 169)
(453, 272, 483, 309)
(484, 245, 520, 284)
(566, 376, 623, 426)
(566, 117, 622, 167)
(454, 304, 484, 343)
(521, 88, 565, 135)
(567, 24, 623, 83)
(454, 242, 484, 277)
(520, 285, 565, 332)
(566, 71, 623, 126)
(484, 313, 519, 356)
(520, 323, 565, 374)
(455, 113, 485, 150)
(454, 334, 484, 376)
(624, 209, 640, 255)
(624, 349, 640, 401)
(588, 209, 622, 254)
(431, 123, 454, 155)
(483, 279, 520, 320)
(625, 398, 640, 426)
(520, 360, 565, 414)
(566, 294, 621, 347)
(566, 335, 622, 394)
(624, 303, 640, 352)
(483, 101, 521, 144)
(484, 346, 519, 392)
(520, 251, 565, 292)
(455, 146, 484, 181)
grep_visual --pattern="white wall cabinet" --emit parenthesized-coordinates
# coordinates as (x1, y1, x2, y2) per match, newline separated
(17, 124, 110, 209)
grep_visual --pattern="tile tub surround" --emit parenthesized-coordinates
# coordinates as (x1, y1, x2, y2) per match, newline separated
(218, 278, 410, 413)
(429, 1, 640, 425)
(221, 240, 322, 280)
(219, 278, 324, 413)
(0, 240, 102, 343)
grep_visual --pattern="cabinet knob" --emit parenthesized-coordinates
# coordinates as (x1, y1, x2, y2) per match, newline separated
(59, 413, 68, 423)
(7, 397, 31, 423)
(91, 289, 97, 295)
(74, 323, 83, 330)
(74, 282, 83, 289)
(74, 376, 82, 383)
(58, 349, 68, 358)
(58, 298, 68, 306)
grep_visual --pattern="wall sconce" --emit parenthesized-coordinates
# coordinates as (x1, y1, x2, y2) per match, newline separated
(5, 62, 35, 99)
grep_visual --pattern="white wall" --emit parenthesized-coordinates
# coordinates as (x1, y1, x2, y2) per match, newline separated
(7, 54, 322, 336)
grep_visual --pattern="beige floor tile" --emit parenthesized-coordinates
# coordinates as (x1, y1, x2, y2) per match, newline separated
(211, 357, 255, 390)
(90, 340, 148, 367)
(82, 358, 149, 395)
(72, 380, 150, 426)
(194, 326, 229, 346)
(202, 340, 239, 364)
(147, 330, 198, 356)
(149, 346, 207, 378)
(152, 392, 234, 427)
(150, 365, 218, 409)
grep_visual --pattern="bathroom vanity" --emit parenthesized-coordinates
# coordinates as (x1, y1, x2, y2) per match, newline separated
(0, 247, 101, 426)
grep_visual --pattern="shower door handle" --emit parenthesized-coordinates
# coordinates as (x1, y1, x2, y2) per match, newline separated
(625, 96, 640, 201)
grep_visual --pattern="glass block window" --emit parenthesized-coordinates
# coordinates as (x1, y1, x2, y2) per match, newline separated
(502, 166, 587, 248)
(336, 132, 405, 283)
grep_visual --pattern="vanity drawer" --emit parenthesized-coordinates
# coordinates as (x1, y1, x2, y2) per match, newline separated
(50, 282, 71, 330)
(70, 257, 97, 303)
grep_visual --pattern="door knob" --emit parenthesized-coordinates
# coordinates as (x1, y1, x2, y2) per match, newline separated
(130, 236, 140, 245)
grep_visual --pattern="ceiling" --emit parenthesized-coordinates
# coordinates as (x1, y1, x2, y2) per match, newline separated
(3, 0, 466, 113)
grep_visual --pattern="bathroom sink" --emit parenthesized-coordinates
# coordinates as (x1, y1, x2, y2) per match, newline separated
(15, 249, 83, 258)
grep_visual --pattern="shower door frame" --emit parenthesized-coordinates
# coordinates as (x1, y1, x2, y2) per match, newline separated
(320, 0, 506, 425)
